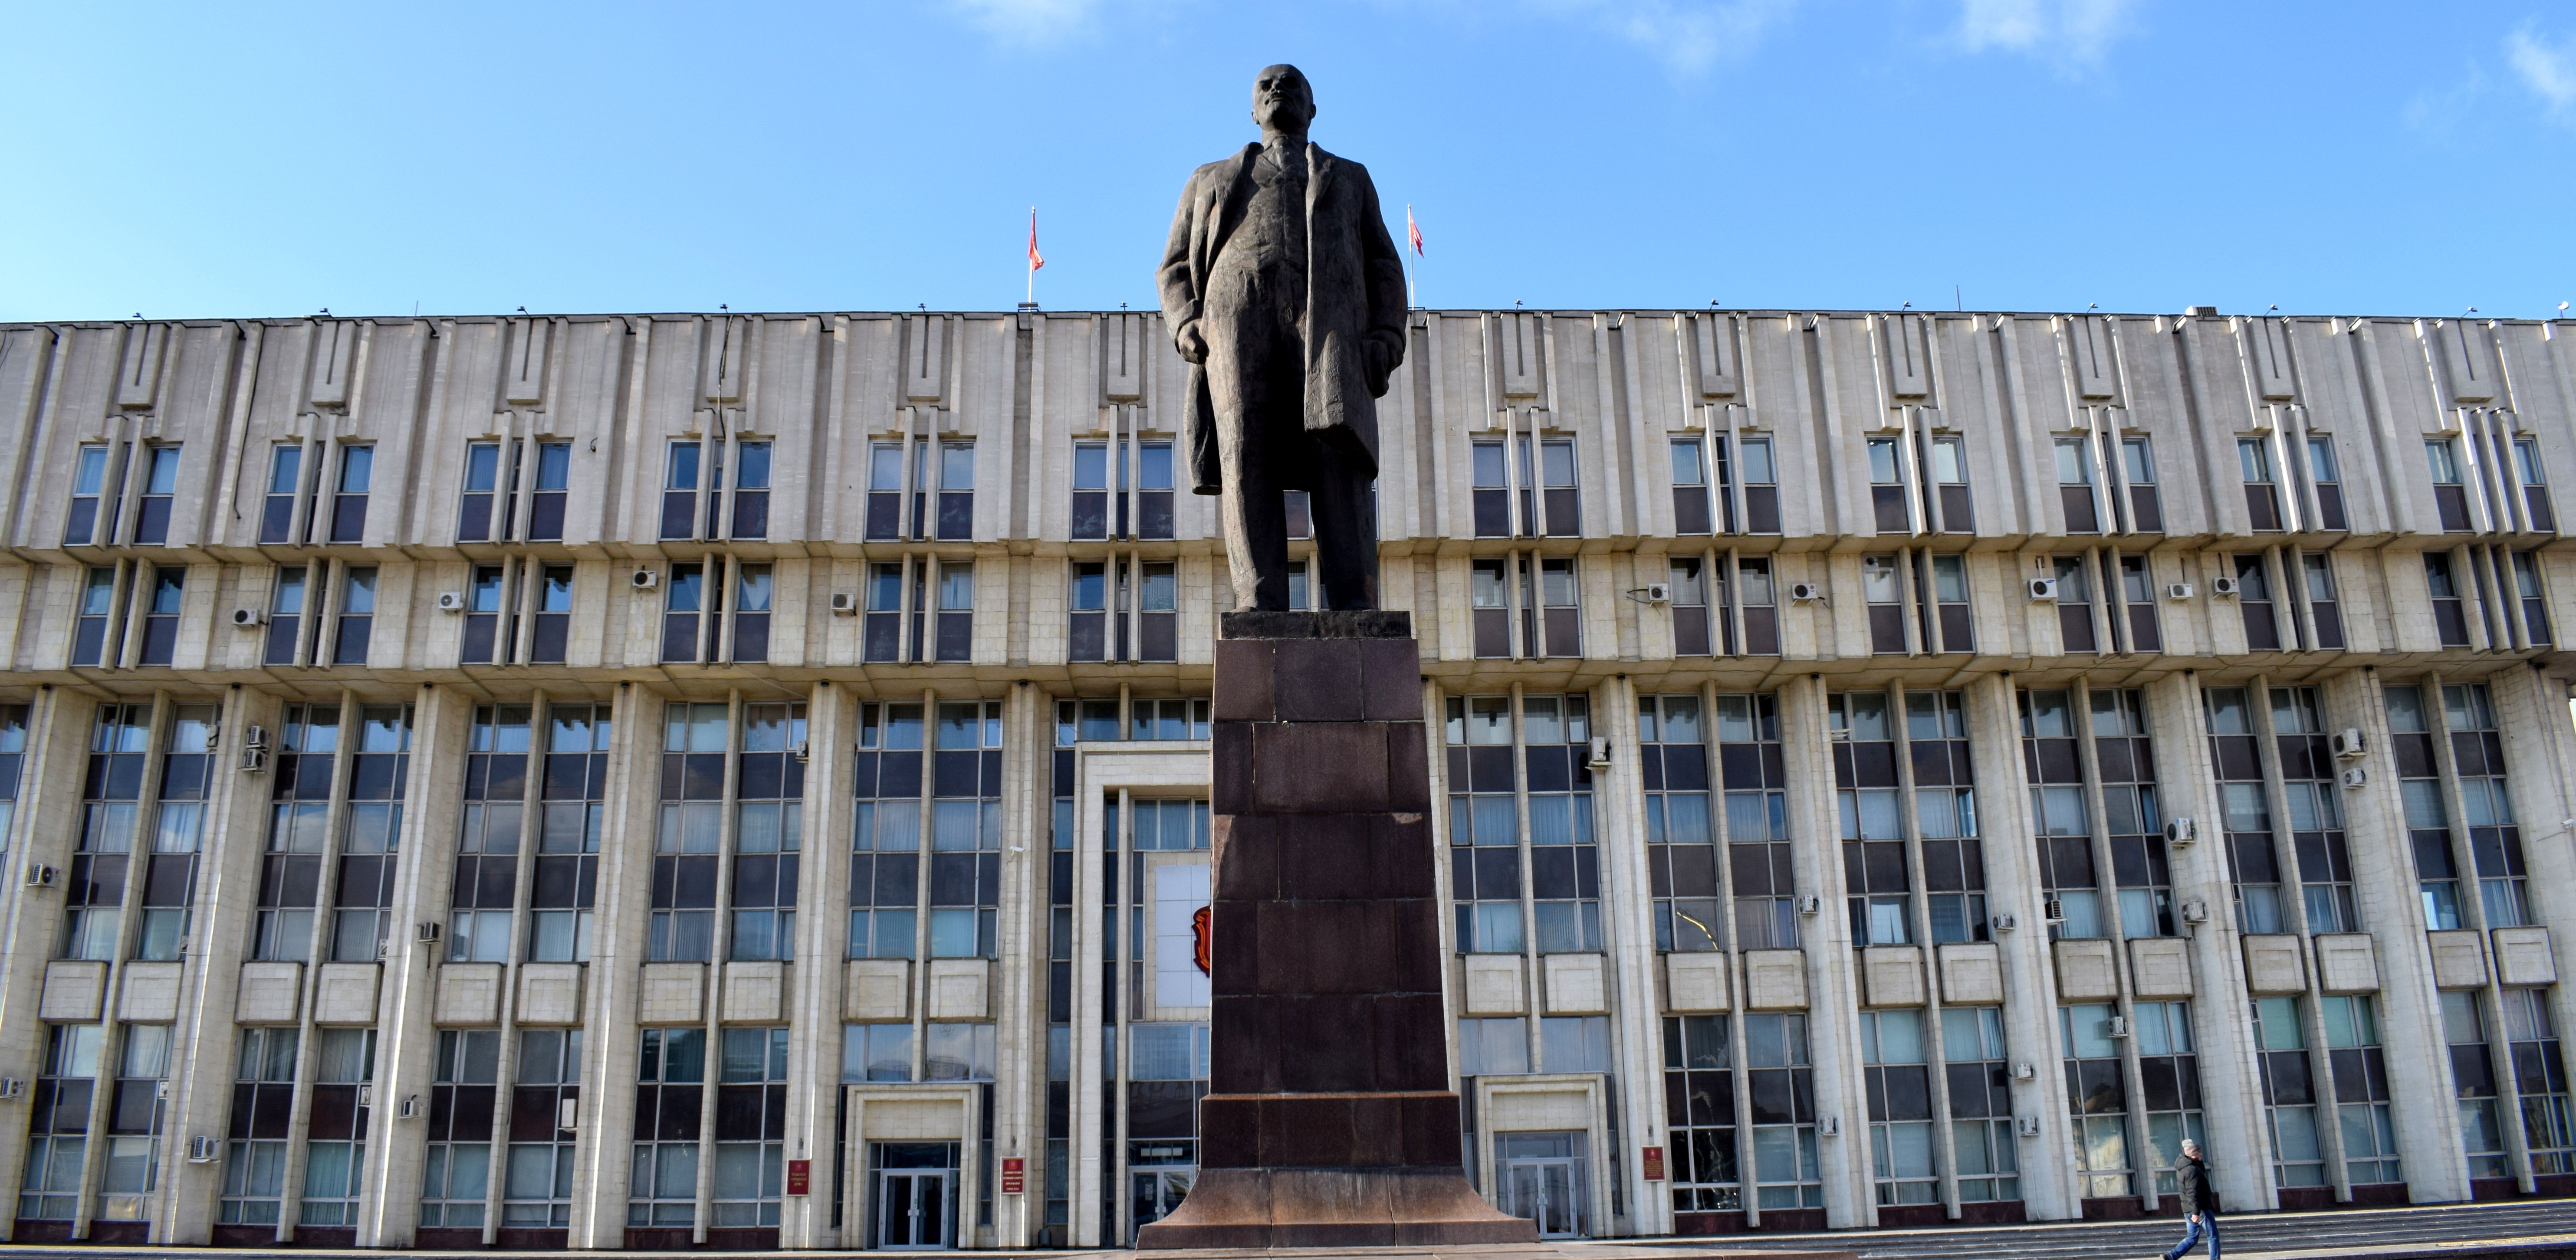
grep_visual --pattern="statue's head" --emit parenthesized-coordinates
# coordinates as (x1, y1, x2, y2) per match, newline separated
(1252, 64, 1315, 135)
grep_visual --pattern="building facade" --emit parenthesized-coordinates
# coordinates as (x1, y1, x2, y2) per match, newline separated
(0, 305, 2574, 1249)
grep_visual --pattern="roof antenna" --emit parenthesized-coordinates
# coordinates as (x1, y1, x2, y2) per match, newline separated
(516, 306, 527, 313)
(719, 304, 729, 312)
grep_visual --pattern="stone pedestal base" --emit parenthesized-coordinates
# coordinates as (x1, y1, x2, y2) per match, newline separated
(1134, 1167, 1540, 1249)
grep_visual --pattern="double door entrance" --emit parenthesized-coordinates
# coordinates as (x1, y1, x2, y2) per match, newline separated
(1496, 1132, 1589, 1239)
(871, 1143, 958, 1250)
(1130, 1167, 1196, 1241)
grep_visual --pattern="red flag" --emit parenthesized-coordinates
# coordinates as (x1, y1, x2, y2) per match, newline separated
(1406, 204, 1423, 256)
(1027, 208, 1045, 271)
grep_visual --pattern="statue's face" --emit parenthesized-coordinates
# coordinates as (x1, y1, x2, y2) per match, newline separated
(1252, 65, 1314, 133)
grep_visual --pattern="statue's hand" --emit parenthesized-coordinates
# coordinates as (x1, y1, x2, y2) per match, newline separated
(1362, 335, 1398, 395)
(1175, 322, 1208, 365)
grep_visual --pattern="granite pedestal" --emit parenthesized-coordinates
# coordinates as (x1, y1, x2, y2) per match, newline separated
(1135, 611, 1537, 1250)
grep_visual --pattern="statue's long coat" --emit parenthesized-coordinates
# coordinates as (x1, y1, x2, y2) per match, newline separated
(1156, 141, 1409, 494)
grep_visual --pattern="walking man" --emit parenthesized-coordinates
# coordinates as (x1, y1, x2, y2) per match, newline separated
(2162, 1138, 2221, 1260)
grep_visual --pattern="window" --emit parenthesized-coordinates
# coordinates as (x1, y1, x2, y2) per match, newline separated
(138, 567, 182, 666)
(1445, 695, 1523, 954)
(2514, 552, 2552, 646)
(2307, 437, 2346, 532)
(1641, 696, 1715, 951)
(930, 703, 1005, 959)
(1860, 1009, 1936, 1206)
(1944, 1007, 2019, 1203)
(529, 440, 569, 540)
(2301, 554, 2344, 650)
(2236, 553, 2280, 650)
(2515, 438, 2555, 532)
(64, 705, 148, 962)
(1669, 558, 1711, 656)
(329, 445, 371, 543)
(1458, 1017, 1529, 1077)
(1834, 692, 1908, 946)
(332, 706, 409, 961)
(265, 567, 306, 666)
(1737, 557, 1778, 654)
(1910, 692, 1984, 942)
(73, 566, 117, 667)
(2387, 687, 2461, 929)
(2205, 688, 2282, 934)
(630, 1028, 706, 1227)
(66, 443, 113, 545)
(732, 439, 772, 538)
(1137, 440, 1174, 540)
(1068, 561, 1108, 663)
(663, 561, 705, 663)
(332, 565, 376, 665)
(255, 706, 333, 960)
(652, 704, 726, 961)
(843, 1023, 915, 1083)
(1533, 557, 1579, 658)
(528, 703, 607, 962)
(2444, 992, 2509, 1179)
(1136, 562, 1174, 662)
(1740, 437, 1779, 533)
(1072, 441, 1111, 540)
(734, 562, 773, 663)
(1672, 439, 1712, 535)
(865, 561, 904, 662)
(2135, 1002, 2206, 1196)
(1867, 438, 1909, 533)
(851, 702, 924, 960)
(0, 705, 26, 859)
(1862, 555, 1905, 653)
(96, 1023, 171, 1223)
(1536, 437, 1578, 536)
(2117, 555, 2161, 653)
(1715, 695, 1794, 949)
(2241, 438, 2282, 531)
(2252, 997, 2326, 1188)
(2060, 1004, 2132, 1198)
(501, 1029, 582, 1227)
(2056, 438, 2098, 533)
(730, 703, 806, 961)
(460, 441, 502, 542)
(221, 1027, 297, 1224)
(1662, 1016, 1738, 1212)
(2425, 552, 2470, 648)
(12, 1027, 92, 1223)
(450, 705, 526, 963)
(661, 441, 701, 540)
(1471, 440, 1509, 537)
(2120, 436, 2161, 533)
(1469, 558, 1509, 659)
(713, 1028, 792, 1226)
(530, 565, 573, 664)
(136, 705, 216, 961)
(299, 1027, 375, 1226)
(2053, 555, 2097, 653)
(463, 564, 509, 665)
(1744, 1012, 1821, 1209)
(921, 440, 973, 541)
(1521, 696, 1599, 952)
(866, 441, 903, 541)
(2429, 439, 2471, 531)
(2444, 684, 2530, 928)
(133, 445, 180, 545)
(2513, 988, 2576, 1168)
(260, 443, 302, 544)
(1928, 436, 1971, 532)
(414, 1030, 495, 1226)
(2323, 996, 2401, 1186)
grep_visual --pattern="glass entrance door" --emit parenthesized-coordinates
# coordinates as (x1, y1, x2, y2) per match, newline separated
(1497, 1132, 1588, 1239)
(874, 1170, 949, 1250)
(1130, 1168, 1195, 1241)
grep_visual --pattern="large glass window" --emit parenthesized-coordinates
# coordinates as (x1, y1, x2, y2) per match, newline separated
(930, 701, 1003, 959)
(2205, 687, 2282, 935)
(1642, 696, 1715, 952)
(450, 705, 528, 963)
(652, 703, 726, 961)
(2323, 995, 2401, 1187)
(714, 1027, 791, 1226)
(299, 1027, 375, 1226)
(1744, 1013, 1820, 1210)
(334, 706, 411, 961)
(1662, 1015, 1737, 1212)
(1860, 1009, 1935, 1205)
(419, 1029, 497, 1229)
(65, 704, 148, 961)
(21, 1025, 103, 1221)
(730, 703, 807, 961)
(2060, 1003, 2132, 1199)
(629, 1027, 704, 1227)
(505, 1029, 582, 1227)
(138, 705, 217, 961)
(220, 1027, 298, 1224)
(529, 704, 608, 962)
(1717, 694, 1794, 950)
(2252, 996, 2325, 1188)
(852, 702, 925, 960)
(1943, 1007, 2019, 1203)
(256, 705, 335, 961)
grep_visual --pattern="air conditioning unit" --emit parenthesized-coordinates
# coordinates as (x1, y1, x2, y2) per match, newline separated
(2042, 898, 2065, 924)
(1788, 583, 1824, 603)
(829, 591, 860, 616)
(2012, 1062, 2037, 1082)
(2332, 728, 2366, 759)
(23, 863, 55, 889)
(2106, 1016, 2132, 1038)
(1642, 583, 1672, 604)
(244, 724, 269, 751)
(557, 1097, 579, 1131)
(2211, 575, 2241, 597)
(397, 1094, 424, 1120)
(436, 591, 467, 613)
(2027, 578, 2060, 601)
(0, 1079, 22, 1100)
(2181, 898, 2208, 924)
(1587, 735, 1611, 769)
(2165, 817, 2196, 847)
(186, 1135, 219, 1162)
(1795, 894, 1822, 916)
(631, 568, 660, 591)
(356, 1083, 374, 1108)
(415, 921, 443, 945)
(2015, 1115, 2043, 1137)
(792, 741, 811, 765)
(1817, 1116, 1840, 1138)
(239, 746, 269, 774)
(231, 607, 266, 628)
(2342, 766, 2368, 789)
(1991, 912, 2018, 933)
(2165, 583, 2195, 600)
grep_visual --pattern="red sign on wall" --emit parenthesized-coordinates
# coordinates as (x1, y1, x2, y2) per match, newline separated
(786, 1159, 812, 1196)
(1640, 1146, 1666, 1181)
(1001, 1157, 1026, 1194)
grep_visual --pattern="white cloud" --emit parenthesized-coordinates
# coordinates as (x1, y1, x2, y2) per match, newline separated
(1957, 0, 2135, 71)
(947, 0, 1104, 46)
(2507, 23, 2576, 124)
(1531, 0, 1798, 77)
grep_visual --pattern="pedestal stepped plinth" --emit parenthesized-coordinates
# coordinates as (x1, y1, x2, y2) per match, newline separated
(1135, 610, 1538, 1250)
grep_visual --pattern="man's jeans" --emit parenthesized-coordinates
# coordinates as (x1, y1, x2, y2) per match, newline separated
(2162, 1211, 2219, 1260)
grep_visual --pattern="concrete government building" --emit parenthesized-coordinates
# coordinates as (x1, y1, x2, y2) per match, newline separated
(3, 304, 2576, 1251)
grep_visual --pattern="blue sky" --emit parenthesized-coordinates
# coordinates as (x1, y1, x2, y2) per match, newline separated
(3, 0, 2571, 321)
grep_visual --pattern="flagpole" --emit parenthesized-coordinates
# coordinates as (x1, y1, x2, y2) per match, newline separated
(1403, 203, 1416, 309)
(1026, 207, 1037, 307)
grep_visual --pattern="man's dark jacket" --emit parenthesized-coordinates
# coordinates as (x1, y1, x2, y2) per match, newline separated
(1156, 141, 1408, 495)
(2175, 1154, 2219, 1214)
